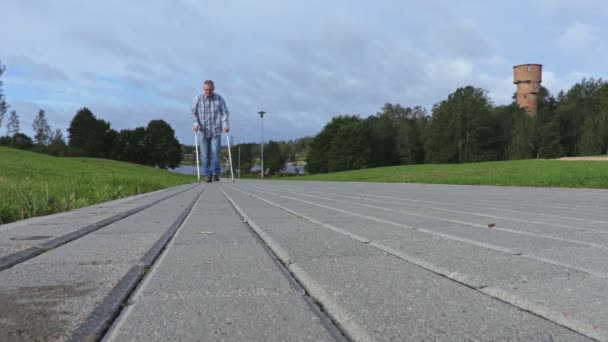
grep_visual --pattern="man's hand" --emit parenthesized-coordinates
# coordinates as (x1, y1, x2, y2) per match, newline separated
(193, 125, 200, 132)
(224, 127, 230, 133)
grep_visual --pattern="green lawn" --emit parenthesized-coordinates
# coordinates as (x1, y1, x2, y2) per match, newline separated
(0, 147, 194, 224)
(290, 159, 608, 189)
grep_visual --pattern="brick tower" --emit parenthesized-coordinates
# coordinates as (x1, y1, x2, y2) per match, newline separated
(513, 64, 543, 116)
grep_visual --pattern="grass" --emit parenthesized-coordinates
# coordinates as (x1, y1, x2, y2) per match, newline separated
(288, 159, 608, 189)
(0, 146, 194, 224)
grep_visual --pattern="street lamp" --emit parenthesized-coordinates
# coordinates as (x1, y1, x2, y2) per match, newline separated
(258, 111, 266, 178)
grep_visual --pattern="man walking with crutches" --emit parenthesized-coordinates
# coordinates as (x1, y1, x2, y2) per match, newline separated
(191, 80, 230, 183)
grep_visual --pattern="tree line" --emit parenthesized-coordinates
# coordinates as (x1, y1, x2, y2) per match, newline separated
(306, 79, 608, 174)
(0, 61, 182, 169)
(229, 137, 311, 175)
(209, 137, 311, 176)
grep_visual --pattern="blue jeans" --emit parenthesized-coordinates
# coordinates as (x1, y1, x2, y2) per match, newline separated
(199, 134, 221, 176)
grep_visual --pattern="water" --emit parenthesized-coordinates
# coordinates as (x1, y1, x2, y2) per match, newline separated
(170, 165, 199, 175)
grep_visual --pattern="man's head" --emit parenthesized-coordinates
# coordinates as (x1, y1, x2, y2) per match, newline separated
(203, 80, 215, 98)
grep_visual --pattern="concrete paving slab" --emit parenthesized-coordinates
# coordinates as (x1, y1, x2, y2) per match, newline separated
(378, 236, 586, 288)
(170, 202, 257, 245)
(257, 181, 608, 219)
(256, 186, 589, 236)
(529, 245, 608, 275)
(25, 233, 163, 265)
(171, 228, 257, 245)
(231, 181, 607, 340)
(138, 243, 296, 300)
(19, 187, 202, 266)
(107, 184, 338, 341)
(231, 185, 591, 254)
(421, 224, 590, 254)
(0, 185, 195, 263)
(552, 231, 608, 246)
(0, 262, 133, 342)
(0, 184, 189, 234)
(108, 295, 336, 342)
(486, 275, 608, 340)
(3, 179, 607, 341)
(0, 186, 203, 341)
(221, 187, 388, 259)
(295, 255, 592, 341)
(275, 186, 608, 233)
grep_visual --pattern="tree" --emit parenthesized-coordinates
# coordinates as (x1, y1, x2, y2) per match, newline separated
(327, 117, 370, 172)
(492, 104, 527, 160)
(264, 140, 286, 175)
(234, 143, 257, 174)
(425, 86, 495, 163)
(46, 128, 67, 156)
(6, 110, 20, 146)
(556, 78, 606, 155)
(534, 86, 562, 158)
(0, 132, 33, 150)
(144, 120, 181, 169)
(306, 115, 370, 174)
(0, 61, 8, 130)
(508, 115, 535, 160)
(50, 128, 65, 145)
(68, 107, 113, 157)
(362, 104, 408, 167)
(396, 106, 428, 164)
(112, 127, 148, 164)
(579, 83, 608, 155)
(32, 109, 52, 145)
(293, 136, 313, 156)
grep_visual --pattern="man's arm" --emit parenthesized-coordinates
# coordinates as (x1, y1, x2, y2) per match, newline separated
(191, 95, 201, 131)
(220, 96, 230, 132)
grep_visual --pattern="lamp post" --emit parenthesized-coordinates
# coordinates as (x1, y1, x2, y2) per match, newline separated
(258, 111, 266, 178)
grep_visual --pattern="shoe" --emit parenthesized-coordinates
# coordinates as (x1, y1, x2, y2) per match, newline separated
(212, 175, 220, 182)
(205, 176, 212, 183)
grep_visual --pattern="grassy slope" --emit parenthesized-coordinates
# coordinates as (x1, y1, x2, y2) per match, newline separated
(0, 146, 194, 224)
(291, 159, 608, 189)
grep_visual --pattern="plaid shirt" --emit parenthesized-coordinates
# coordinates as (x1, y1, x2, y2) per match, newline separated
(191, 93, 230, 137)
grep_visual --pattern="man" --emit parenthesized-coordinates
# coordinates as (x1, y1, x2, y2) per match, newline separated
(191, 80, 230, 182)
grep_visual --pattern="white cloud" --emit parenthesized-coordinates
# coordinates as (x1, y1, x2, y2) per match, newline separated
(424, 58, 474, 83)
(558, 22, 600, 52)
(1, 1, 606, 144)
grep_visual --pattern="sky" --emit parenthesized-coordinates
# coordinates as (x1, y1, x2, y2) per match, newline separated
(1, 0, 607, 145)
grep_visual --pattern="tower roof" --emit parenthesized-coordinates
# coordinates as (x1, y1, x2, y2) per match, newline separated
(513, 64, 543, 68)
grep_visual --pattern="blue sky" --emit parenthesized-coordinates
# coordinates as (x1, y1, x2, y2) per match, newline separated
(1, 0, 606, 145)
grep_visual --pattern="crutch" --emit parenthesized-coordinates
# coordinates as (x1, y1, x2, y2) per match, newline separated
(194, 132, 201, 182)
(225, 133, 235, 182)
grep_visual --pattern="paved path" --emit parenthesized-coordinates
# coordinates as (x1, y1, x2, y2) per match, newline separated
(1, 180, 607, 341)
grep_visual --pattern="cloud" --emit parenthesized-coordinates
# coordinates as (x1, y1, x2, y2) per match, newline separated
(558, 22, 600, 52)
(542, 70, 593, 96)
(534, 0, 608, 11)
(1, 1, 605, 145)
